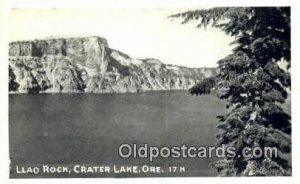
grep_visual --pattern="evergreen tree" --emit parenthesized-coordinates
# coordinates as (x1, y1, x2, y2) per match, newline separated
(169, 7, 291, 176)
(9, 65, 19, 91)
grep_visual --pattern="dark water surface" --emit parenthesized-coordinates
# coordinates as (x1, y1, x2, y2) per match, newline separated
(9, 91, 227, 177)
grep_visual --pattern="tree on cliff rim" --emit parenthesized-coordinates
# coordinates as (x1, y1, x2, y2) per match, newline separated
(169, 7, 291, 176)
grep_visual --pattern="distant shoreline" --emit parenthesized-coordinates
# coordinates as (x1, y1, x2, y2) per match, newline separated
(9, 89, 191, 95)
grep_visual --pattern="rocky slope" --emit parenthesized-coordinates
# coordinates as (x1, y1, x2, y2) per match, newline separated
(9, 36, 217, 93)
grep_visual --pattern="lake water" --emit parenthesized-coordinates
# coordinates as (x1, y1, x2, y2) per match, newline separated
(9, 91, 227, 177)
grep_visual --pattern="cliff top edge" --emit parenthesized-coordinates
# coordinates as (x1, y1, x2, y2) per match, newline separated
(9, 35, 108, 44)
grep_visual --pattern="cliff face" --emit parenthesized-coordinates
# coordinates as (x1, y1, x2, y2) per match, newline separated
(9, 36, 217, 93)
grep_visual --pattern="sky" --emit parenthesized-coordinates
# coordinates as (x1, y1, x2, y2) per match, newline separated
(9, 8, 234, 68)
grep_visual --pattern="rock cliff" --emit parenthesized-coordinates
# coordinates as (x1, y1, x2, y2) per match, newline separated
(9, 36, 217, 93)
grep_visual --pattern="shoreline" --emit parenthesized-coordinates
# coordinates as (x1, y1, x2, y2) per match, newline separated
(8, 89, 190, 95)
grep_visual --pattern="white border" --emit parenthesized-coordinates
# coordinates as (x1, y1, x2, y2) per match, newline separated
(1, 0, 299, 184)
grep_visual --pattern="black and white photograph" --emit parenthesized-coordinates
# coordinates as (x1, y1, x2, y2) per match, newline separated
(0, 0, 296, 182)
